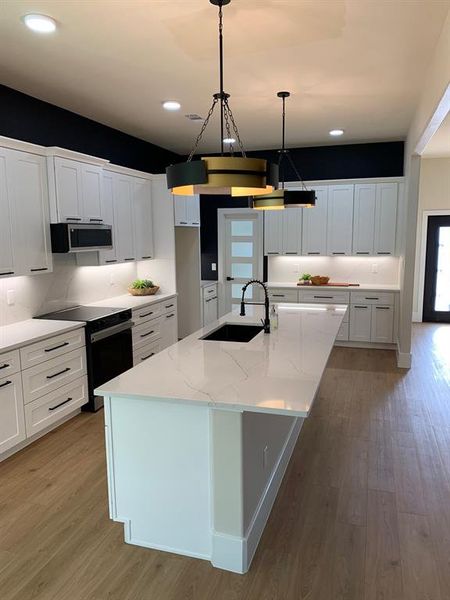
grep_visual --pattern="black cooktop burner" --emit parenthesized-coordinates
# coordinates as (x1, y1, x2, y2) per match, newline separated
(36, 305, 128, 322)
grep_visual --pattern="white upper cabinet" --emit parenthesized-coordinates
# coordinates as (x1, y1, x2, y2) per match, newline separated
(282, 208, 302, 255)
(174, 195, 200, 227)
(264, 211, 282, 255)
(0, 149, 15, 278)
(302, 186, 328, 256)
(9, 150, 52, 275)
(53, 157, 83, 222)
(114, 174, 136, 262)
(353, 184, 376, 255)
(374, 182, 398, 256)
(327, 184, 354, 255)
(99, 171, 119, 265)
(133, 177, 154, 260)
(81, 164, 103, 223)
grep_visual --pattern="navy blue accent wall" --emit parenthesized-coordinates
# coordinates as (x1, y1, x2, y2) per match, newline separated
(0, 84, 179, 173)
(199, 141, 404, 280)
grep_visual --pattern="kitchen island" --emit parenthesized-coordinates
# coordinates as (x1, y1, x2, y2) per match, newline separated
(96, 303, 346, 573)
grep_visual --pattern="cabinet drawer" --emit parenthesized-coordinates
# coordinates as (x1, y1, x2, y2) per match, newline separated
(162, 299, 177, 314)
(350, 291, 395, 305)
(132, 303, 163, 324)
(299, 290, 350, 304)
(132, 317, 162, 350)
(268, 289, 299, 303)
(24, 376, 88, 437)
(133, 340, 161, 365)
(20, 328, 85, 369)
(0, 349, 21, 378)
(203, 285, 217, 298)
(22, 347, 87, 404)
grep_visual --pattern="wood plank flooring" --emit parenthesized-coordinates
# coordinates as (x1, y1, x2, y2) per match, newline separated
(1, 322, 449, 600)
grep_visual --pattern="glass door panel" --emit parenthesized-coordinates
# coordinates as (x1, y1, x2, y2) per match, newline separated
(423, 215, 450, 322)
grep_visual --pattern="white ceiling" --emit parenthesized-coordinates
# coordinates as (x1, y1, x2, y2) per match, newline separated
(422, 110, 450, 158)
(1, 0, 449, 154)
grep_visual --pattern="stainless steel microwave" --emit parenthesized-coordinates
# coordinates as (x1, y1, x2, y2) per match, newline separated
(50, 223, 113, 253)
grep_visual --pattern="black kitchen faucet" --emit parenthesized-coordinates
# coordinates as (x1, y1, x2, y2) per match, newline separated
(240, 279, 271, 334)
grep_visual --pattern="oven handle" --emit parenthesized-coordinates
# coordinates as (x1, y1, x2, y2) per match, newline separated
(90, 320, 133, 344)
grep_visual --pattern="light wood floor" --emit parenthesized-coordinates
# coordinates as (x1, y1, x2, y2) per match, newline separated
(1, 323, 449, 600)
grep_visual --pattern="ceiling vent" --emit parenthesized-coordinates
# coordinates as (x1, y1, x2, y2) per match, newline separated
(185, 114, 204, 121)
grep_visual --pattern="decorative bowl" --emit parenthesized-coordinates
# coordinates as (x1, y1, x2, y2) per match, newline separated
(128, 286, 160, 296)
(310, 276, 330, 286)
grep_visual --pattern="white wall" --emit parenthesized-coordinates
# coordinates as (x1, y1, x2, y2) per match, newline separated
(268, 256, 400, 286)
(412, 157, 450, 319)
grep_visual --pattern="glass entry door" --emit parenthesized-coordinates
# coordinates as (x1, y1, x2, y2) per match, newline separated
(219, 209, 263, 315)
(423, 215, 450, 322)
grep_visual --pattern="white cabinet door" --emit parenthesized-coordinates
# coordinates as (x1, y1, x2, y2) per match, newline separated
(203, 295, 218, 326)
(327, 184, 354, 255)
(186, 195, 200, 226)
(302, 186, 328, 255)
(375, 183, 397, 256)
(282, 208, 302, 255)
(349, 304, 371, 342)
(353, 184, 376, 255)
(81, 163, 103, 223)
(160, 311, 178, 349)
(371, 305, 394, 343)
(133, 177, 154, 260)
(174, 196, 188, 226)
(9, 150, 52, 275)
(54, 157, 83, 222)
(0, 373, 26, 454)
(99, 172, 119, 265)
(264, 211, 282, 255)
(0, 149, 15, 278)
(114, 174, 136, 262)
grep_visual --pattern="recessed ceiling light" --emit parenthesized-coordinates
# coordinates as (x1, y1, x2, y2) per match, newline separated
(223, 137, 236, 144)
(329, 129, 344, 137)
(162, 101, 181, 111)
(22, 14, 57, 33)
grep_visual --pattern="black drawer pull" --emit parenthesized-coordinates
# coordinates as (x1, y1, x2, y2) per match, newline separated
(141, 353, 155, 361)
(180, 221, 188, 225)
(0, 363, 10, 370)
(89, 218, 103, 222)
(365, 297, 379, 300)
(66, 217, 82, 221)
(314, 295, 333, 299)
(356, 252, 369, 255)
(272, 294, 285, 297)
(267, 252, 279, 255)
(354, 305, 368, 309)
(165, 304, 174, 308)
(46, 367, 71, 379)
(166, 314, 175, 318)
(105, 260, 117, 263)
(45, 341, 69, 353)
(49, 397, 73, 411)
(376, 306, 390, 310)
(377, 252, 391, 255)
(124, 257, 135, 261)
(140, 330, 155, 338)
(307, 252, 320, 255)
(0, 380, 12, 389)
(30, 267, 48, 272)
(141, 256, 152, 259)
(332, 252, 345, 255)
(139, 311, 154, 318)
(192, 222, 200, 225)
(0, 271, 14, 276)
(284, 252, 298, 255)
(207, 289, 215, 293)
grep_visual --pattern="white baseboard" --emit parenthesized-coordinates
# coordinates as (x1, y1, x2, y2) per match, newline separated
(396, 346, 412, 369)
(211, 417, 304, 574)
(335, 341, 396, 350)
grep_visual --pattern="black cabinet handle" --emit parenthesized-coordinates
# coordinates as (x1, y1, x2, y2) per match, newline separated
(356, 252, 370, 255)
(45, 341, 69, 353)
(141, 353, 155, 361)
(46, 367, 71, 379)
(192, 222, 200, 225)
(140, 330, 155, 338)
(267, 252, 279, 255)
(89, 218, 103, 222)
(105, 260, 117, 264)
(166, 314, 175, 319)
(365, 297, 379, 300)
(139, 311, 154, 318)
(141, 256, 152, 259)
(0, 271, 14, 276)
(49, 397, 73, 411)
(307, 252, 320, 255)
(0, 380, 12, 389)
(180, 221, 188, 225)
(0, 363, 10, 370)
(354, 305, 368, 309)
(314, 295, 333, 299)
(377, 252, 391, 255)
(226, 277, 234, 281)
(165, 304, 174, 309)
(376, 306, 390, 310)
(332, 252, 345, 255)
(124, 257, 135, 261)
(66, 217, 82, 221)
(284, 252, 298, 255)
(30, 267, 48, 272)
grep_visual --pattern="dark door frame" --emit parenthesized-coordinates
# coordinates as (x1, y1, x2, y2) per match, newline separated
(423, 214, 450, 322)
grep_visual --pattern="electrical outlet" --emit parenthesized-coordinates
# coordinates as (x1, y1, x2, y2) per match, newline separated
(372, 263, 378, 274)
(211, 263, 217, 272)
(6, 289, 15, 306)
(294, 263, 300, 273)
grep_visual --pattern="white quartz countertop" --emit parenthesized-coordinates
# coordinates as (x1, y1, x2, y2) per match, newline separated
(0, 320, 84, 354)
(268, 282, 400, 292)
(96, 302, 347, 417)
(86, 292, 177, 310)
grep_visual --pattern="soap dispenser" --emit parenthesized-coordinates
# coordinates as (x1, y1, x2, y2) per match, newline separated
(270, 304, 278, 330)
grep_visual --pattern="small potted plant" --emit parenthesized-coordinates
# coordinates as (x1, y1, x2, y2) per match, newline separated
(298, 273, 312, 286)
(128, 279, 160, 296)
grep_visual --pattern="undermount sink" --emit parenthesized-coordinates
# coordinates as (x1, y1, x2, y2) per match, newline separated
(201, 323, 264, 343)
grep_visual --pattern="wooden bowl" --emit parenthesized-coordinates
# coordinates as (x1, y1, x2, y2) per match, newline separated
(128, 286, 160, 296)
(310, 276, 330, 286)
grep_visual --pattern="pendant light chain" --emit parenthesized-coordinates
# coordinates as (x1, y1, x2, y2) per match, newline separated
(224, 97, 246, 157)
(187, 97, 219, 162)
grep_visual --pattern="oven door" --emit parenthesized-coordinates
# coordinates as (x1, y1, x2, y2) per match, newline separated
(85, 321, 133, 411)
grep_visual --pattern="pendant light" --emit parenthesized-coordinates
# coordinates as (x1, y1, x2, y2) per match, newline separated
(166, 0, 278, 197)
(251, 91, 316, 210)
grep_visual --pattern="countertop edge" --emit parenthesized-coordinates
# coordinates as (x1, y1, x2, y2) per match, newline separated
(0, 322, 85, 354)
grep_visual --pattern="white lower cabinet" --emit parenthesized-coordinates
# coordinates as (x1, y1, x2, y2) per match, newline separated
(132, 298, 178, 364)
(202, 283, 218, 327)
(349, 303, 394, 344)
(160, 309, 178, 350)
(349, 305, 372, 342)
(0, 373, 26, 454)
(134, 340, 161, 364)
(132, 318, 162, 351)
(371, 305, 394, 343)
(268, 288, 299, 303)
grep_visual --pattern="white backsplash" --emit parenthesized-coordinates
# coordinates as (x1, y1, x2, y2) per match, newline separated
(268, 256, 400, 285)
(0, 255, 138, 326)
